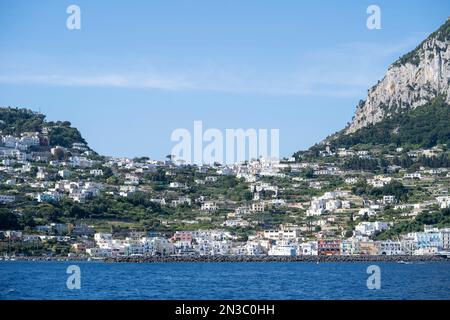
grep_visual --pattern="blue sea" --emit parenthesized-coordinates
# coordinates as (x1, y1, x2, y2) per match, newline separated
(0, 261, 449, 300)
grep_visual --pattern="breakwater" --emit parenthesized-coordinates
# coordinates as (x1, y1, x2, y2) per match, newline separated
(2, 255, 448, 263)
(104, 255, 449, 263)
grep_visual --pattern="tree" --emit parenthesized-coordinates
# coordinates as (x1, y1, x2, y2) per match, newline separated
(243, 191, 253, 201)
(302, 167, 315, 178)
(106, 176, 119, 185)
(69, 205, 88, 219)
(345, 230, 354, 238)
(0, 209, 20, 230)
(52, 147, 66, 161)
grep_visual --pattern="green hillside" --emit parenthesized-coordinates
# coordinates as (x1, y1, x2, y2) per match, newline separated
(0, 107, 46, 135)
(0, 106, 88, 148)
(327, 95, 450, 150)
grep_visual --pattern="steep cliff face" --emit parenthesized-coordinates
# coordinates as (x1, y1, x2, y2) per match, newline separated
(346, 19, 450, 134)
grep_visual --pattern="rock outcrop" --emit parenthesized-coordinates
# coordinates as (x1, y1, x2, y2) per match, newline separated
(346, 19, 450, 134)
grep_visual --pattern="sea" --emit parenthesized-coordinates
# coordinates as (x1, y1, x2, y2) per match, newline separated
(0, 261, 449, 300)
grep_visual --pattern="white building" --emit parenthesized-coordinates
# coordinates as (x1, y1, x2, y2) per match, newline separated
(436, 196, 450, 209)
(412, 227, 442, 250)
(251, 202, 265, 213)
(20, 135, 40, 147)
(345, 178, 358, 184)
(404, 172, 422, 180)
(125, 174, 140, 185)
(36, 168, 48, 180)
(307, 198, 325, 216)
(201, 201, 218, 212)
(358, 208, 377, 217)
(268, 244, 297, 256)
(171, 196, 191, 207)
(140, 237, 174, 256)
(439, 228, 450, 250)
(235, 206, 251, 215)
(263, 226, 301, 241)
(2, 135, 19, 148)
(368, 175, 392, 188)
(377, 241, 405, 255)
(169, 182, 186, 189)
(205, 176, 218, 183)
(383, 195, 396, 205)
(150, 198, 166, 206)
(119, 185, 137, 197)
(325, 199, 342, 211)
(298, 241, 318, 255)
(243, 240, 266, 255)
(355, 222, 389, 237)
(90, 169, 104, 177)
(72, 143, 89, 152)
(224, 219, 249, 228)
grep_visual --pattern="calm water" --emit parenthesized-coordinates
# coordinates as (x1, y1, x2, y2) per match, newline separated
(0, 261, 449, 300)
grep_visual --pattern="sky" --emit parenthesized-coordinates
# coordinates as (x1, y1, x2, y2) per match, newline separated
(0, 0, 449, 161)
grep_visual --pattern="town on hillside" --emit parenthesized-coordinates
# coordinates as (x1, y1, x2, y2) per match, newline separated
(1, 108, 450, 259)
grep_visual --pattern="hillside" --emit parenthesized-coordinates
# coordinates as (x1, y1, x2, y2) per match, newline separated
(0, 106, 88, 149)
(297, 19, 450, 156)
(327, 95, 450, 149)
(0, 107, 46, 135)
(347, 19, 450, 134)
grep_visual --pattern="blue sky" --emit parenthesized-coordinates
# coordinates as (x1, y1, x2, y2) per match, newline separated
(0, 0, 449, 160)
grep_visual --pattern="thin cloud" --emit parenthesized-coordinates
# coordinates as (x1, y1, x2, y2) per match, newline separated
(0, 74, 193, 91)
(0, 34, 427, 97)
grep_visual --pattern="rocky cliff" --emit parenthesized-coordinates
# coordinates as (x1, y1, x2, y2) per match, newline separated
(346, 19, 450, 134)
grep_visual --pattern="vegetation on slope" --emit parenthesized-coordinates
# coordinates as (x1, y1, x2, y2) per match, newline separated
(329, 96, 450, 149)
(393, 18, 450, 67)
(0, 107, 87, 148)
(375, 208, 450, 240)
(0, 107, 45, 135)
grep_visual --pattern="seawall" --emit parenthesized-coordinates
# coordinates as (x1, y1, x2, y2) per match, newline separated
(103, 255, 449, 263)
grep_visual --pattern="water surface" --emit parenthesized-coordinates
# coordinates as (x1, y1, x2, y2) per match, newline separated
(0, 261, 449, 300)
